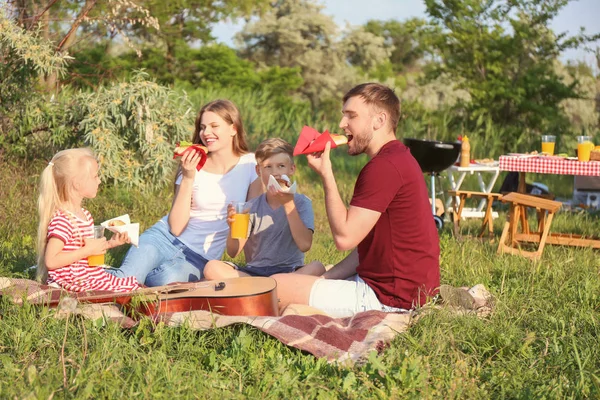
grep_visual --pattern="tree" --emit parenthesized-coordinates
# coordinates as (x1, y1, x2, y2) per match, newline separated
(0, 7, 72, 153)
(4, 0, 159, 91)
(364, 18, 429, 74)
(4, 0, 270, 90)
(423, 0, 600, 151)
(126, 0, 270, 70)
(235, 0, 390, 107)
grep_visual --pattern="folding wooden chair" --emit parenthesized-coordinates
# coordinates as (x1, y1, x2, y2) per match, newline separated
(496, 192, 562, 260)
(448, 190, 502, 238)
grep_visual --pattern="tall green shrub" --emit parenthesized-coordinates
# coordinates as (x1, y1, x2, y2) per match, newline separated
(78, 71, 194, 190)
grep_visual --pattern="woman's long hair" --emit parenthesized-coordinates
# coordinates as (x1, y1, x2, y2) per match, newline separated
(36, 148, 96, 282)
(174, 99, 249, 185)
(192, 99, 249, 155)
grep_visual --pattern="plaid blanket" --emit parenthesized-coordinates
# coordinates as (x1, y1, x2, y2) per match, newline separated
(0, 278, 412, 363)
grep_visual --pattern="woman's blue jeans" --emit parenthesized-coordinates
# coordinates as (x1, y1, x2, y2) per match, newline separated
(109, 220, 208, 286)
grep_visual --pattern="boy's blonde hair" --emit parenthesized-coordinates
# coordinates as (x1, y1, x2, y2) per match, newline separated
(255, 138, 294, 164)
(36, 148, 97, 282)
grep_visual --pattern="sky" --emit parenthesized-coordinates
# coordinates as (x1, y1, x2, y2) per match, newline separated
(212, 0, 600, 67)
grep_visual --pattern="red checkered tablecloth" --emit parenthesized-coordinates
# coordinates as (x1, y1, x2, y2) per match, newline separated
(499, 156, 600, 176)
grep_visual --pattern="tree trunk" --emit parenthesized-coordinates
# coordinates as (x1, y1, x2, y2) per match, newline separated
(41, 0, 98, 92)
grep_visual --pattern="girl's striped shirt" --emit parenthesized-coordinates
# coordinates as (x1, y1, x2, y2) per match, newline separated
(47, 209, 141, 292)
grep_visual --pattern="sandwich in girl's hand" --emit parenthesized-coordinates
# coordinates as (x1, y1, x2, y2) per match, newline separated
(173, 141, 208, 171)
(108, 219, 126, 227)
(101, 214, 140, 247)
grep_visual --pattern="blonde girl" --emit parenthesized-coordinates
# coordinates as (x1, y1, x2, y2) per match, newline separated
(37, 148, 141, 292)
(111, 99, 263, 286)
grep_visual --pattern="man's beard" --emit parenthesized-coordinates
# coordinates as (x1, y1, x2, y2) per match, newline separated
(347, 130, 373, 156)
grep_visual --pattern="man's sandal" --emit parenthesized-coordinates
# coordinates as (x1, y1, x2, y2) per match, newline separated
(439, 284, 477, 309)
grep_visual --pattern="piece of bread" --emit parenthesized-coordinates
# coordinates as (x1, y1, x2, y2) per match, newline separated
(330, 134, 348, 146)
(174, 143, 208, 156)
(276, 174, 291, 188)
(108, 220, 126, 227)
(276, 178, 290, 188)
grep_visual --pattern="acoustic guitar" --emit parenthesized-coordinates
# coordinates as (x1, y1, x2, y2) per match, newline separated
(48, 277, 279, 317)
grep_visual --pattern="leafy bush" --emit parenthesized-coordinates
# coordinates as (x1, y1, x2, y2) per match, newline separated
(68, 43, 304, 99)
(78, 71, 194, 190)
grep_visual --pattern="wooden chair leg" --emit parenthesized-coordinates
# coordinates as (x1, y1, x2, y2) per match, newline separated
(519, 204, 529, 234)
(536, 209, 545, 234)
(452, 194, 466, 238)
(510, 204, 520, 247)
(535, 211, 554, 259)
(497, 221, 511, 255)
(478, 196, 495, 238)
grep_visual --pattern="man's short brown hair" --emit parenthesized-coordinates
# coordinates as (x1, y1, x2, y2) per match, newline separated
(343, 83, 401, 133)
(255, 138, 294, 164)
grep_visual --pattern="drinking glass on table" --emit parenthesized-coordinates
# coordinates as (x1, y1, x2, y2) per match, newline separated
(577, 136, 595, 162)
(541, 135, 555, 155)
(87, 225, 105, 266)
(230, 202, 250, 239)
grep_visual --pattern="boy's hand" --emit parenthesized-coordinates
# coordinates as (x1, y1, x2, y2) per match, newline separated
(83, 237, 107, 256)
(226, 203, 236, 227)
(108, 231, 130, 248)
(267, 186, 294, 206)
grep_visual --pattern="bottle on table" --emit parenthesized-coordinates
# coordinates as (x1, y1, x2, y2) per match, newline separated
(460, 136, 471, 167)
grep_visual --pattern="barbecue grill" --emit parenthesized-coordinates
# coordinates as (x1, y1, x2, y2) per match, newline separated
(403, 138, 462, 229)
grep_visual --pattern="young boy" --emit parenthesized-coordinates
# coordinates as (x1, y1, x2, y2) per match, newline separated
(203, 138, 324, 279)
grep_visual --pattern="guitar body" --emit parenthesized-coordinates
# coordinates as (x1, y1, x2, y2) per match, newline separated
(51, 277, 279, 317)
(135, 277, 279, 317)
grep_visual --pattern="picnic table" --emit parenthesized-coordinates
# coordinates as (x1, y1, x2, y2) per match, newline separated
(497, 155, 600, 258)
(498, 154, 600, 193)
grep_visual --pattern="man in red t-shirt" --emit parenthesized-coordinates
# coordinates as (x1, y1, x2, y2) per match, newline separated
(273, 83, 440, 317)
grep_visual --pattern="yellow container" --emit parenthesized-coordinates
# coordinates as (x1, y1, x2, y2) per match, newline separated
(541, 135, 556, 155)
(577, 136, 594, 162)
(460, 136, 470, 167)
(88, 253, 105, 267)
(88, 225, 105, 266)
(231, 213, 250, 239)
(542, 142, 555, 155)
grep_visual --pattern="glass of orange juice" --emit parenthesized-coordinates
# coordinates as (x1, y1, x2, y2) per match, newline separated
(87, 225, 105, 266)
(541, 135, 555, 155)
(577, 136, 594, 162)
(231, 202, 250, 239)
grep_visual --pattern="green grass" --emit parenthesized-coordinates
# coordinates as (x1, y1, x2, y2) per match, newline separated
(1, 155, 600, 398)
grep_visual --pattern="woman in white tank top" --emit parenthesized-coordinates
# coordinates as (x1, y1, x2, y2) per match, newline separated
(109, 100, 262, 286)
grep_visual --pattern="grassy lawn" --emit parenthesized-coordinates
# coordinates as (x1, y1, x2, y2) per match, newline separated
(1, 156, 599, 398)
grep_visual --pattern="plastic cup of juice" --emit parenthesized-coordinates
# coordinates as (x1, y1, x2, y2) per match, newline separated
(230, 202, 250, 239)
(541, 135, 556, 155)
(577, 136, 594, 162)
(87, 225, 105, 266)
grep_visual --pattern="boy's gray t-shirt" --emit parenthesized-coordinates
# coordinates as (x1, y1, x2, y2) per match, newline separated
(244, 193, 314, 271)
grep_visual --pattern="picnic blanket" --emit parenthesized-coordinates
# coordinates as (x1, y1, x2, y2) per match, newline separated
(0, 278, 492, 363)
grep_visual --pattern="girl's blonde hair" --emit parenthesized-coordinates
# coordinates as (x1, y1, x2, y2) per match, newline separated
(36, 148, 97, 282)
